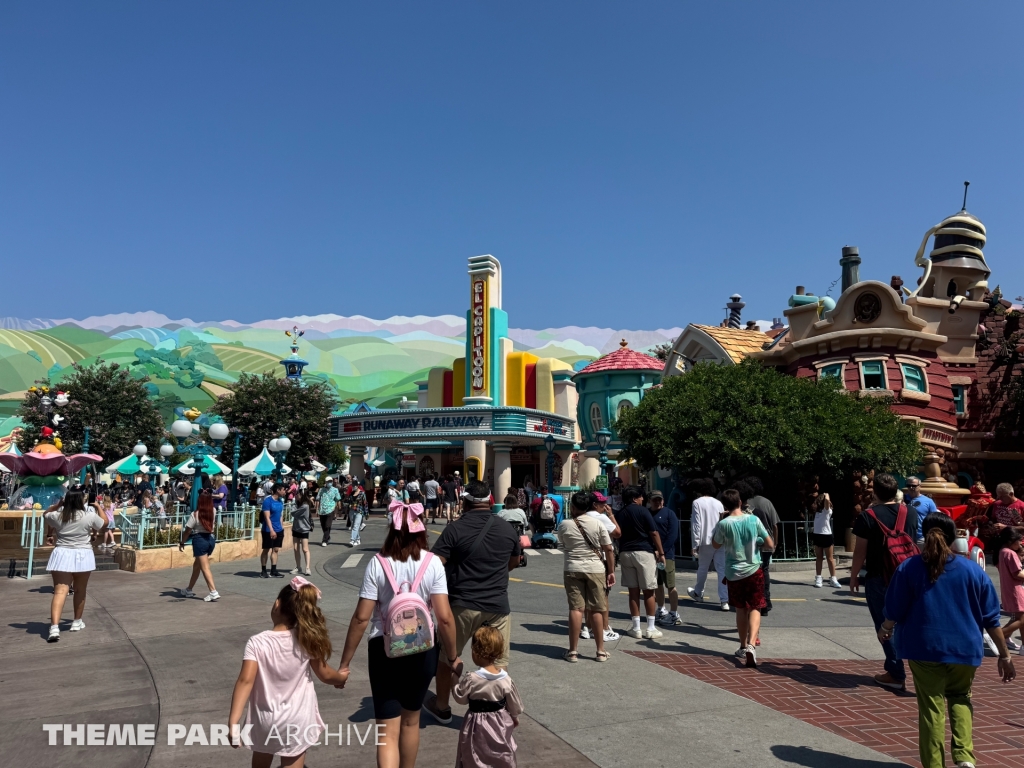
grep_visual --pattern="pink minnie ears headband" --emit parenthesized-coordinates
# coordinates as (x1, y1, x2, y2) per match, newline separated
(290, 575, 322, 600)
(388, 499, 425, 533)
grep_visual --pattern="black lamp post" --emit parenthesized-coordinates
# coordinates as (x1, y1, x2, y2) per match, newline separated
(543, 433, 556, 490)
(596, 428, 612, 481)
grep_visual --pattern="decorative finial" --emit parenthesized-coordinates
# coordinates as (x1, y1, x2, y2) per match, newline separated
(962, 180, 970, 211)
(619, 339, 628, 348)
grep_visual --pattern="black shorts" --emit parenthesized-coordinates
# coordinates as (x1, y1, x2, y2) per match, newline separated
(812, 533, 834, 549)
(261, 530, 283, 550)
(292, 530, 309, 540)
(367, 636, 438, 719)
(424, 498, 438, 510)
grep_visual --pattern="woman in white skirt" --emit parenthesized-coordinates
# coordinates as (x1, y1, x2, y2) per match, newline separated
(44, 489, 106, 642)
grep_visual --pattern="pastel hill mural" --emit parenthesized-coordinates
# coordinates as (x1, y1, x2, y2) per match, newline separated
(0, 313, 682, 438)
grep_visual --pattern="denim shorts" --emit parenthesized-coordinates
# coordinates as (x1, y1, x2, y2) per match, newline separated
(191, 532, 216, 558)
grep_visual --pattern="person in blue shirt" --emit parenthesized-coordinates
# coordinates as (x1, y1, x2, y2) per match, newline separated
(881, 512, 1015, 768)
(260, 482, 286, 579)
(904, 478, 939, 543)
(650, 491, 681, 626)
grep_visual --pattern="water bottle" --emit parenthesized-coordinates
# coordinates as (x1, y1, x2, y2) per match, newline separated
(657, 560, 666, 571)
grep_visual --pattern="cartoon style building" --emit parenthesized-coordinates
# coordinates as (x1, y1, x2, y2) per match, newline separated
(330, 256, 579, 505)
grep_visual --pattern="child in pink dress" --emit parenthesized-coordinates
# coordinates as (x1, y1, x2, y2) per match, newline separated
(452, 626, 523, 768)
(998, 527, 1024, 654)
(228, 577, 348, 767)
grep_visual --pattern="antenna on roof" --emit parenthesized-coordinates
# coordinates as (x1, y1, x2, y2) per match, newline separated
(962, 180, 970, 211)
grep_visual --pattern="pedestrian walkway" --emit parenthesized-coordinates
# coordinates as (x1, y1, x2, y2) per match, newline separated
(631, 651, 1024, 768)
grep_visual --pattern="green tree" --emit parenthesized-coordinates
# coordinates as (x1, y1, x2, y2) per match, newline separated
(209, 373, 337, 469)
(16, 362, 166, 461)
(615, 360, 922, 485)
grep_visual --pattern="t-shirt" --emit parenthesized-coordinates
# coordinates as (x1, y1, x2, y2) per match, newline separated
(557, 515, 612, 573)
(261, 497, 284, 533)
(424, 479, 440, 500)
(651, 507, 679, 557)
(406, 479, 420, 493)
(431, 510, 522, 614)
(442, 481, 458, 502)
(215, 484, 229, 510)
(998, 547, 1024, 612)
(813, 504, 833, 535)
(585, 510, 616, 534)
(359, 552, 448, 639)
(713, 513, 769, 581)
(45, 508, 106, 549)
(906, 494, 938, 539)
(852, 502, 920, 580)
(748, 495, 779, 553)
(885, 554, 1000, 667)
(617, 503, 657, 553)
(185, 511, 214, 534)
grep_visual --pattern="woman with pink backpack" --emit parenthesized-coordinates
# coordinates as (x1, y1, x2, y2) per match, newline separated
(338, 491, 462, 768)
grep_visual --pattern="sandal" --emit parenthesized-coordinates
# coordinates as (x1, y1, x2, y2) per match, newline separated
(564, 650, 579, 663)
(595, 651, 611, 663)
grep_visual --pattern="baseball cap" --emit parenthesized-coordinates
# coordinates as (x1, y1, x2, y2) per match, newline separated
(592, 491, 608, 503)
(650, 490, 665, 500)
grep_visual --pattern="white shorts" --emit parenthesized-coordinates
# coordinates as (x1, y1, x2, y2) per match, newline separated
(619, 550, 657, 590)
(46, 547, 96, 573)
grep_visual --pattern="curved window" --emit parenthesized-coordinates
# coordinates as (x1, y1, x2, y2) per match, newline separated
(901, 364, 927, 393)
(860, 361, 886, 390)
(589, 403, 603, 434)
(820, 364, 843, 382)
(617, 401, 633, 419)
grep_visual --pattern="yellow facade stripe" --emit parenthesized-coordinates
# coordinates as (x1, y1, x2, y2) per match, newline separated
(452, 357, 466, 407)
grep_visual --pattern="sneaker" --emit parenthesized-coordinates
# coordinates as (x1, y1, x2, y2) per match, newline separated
(686, 587, 703, 602)
(289, 568, 300, 575)
(655, 607, 668, 620)
(955, 763, 976, 768)
(179, 587, 196, 597)
(260, 570, 269, 579)
(47, 625, 60, 643)
(580, 626, 592, 640)
(657, 612, 681, 626)
(814, 576, 823, 588)
(204, 591, 220, 602)
(271, 570, 284, 579)
(70, 619, 85, 632)
(873, 672, 906, 691)
(1006, 637, 1021, 651)
(644, 626, 664, 639)
(745, 644, 757, 668)
(734, 646, 747, 658)
(360, 523, 367, 531)
(720, 602, 730, 611)
(321, 542, 328, 547)
(422, 697, 453, 725)
(626, 627, 643, 639)
(829, 577, 842, 589)
(303, 570, 311, 576)
(603, 629, 620, 641)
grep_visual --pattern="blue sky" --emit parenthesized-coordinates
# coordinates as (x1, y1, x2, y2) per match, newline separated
(3, 2, 1023, 330)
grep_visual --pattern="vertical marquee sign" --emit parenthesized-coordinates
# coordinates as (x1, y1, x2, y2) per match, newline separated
(471, 278, 488, 395)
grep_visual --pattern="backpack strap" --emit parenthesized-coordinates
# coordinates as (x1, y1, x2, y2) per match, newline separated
(866, 505, 894, 534)
(376, 553, 402, 595)
(895, 503, 908, 533)
(409, 551, 434, 594)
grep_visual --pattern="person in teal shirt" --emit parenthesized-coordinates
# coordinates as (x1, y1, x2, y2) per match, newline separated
(713, 489, 773, 667)
(317, 479, 341, 546)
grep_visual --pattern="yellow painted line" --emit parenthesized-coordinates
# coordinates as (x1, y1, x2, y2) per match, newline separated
(817, 597, 866, 601)
(527, 580, 564, 588)
(770, 598, 807, 602)
(509, 577, 524, 582)
(430, 529, 443, 535)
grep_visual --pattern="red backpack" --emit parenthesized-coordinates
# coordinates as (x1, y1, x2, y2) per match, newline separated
(866, 503, 919, 584)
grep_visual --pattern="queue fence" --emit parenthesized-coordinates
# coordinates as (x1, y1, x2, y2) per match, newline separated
(674, 518, 815, 562)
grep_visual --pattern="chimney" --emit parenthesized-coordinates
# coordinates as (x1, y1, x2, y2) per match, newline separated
(726, 294, 745, 329)
(771, 317, 784, 330)
(890, 275, 904, 300)
(795, 286, 805, 295)
(746, 320, 758, 330)
(840, 246, 861, 293)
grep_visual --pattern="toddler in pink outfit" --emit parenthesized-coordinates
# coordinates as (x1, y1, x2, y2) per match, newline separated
(997, 527, 1024, 653)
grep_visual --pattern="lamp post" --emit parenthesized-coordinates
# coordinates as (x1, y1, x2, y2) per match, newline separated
(133, 441, 148, 493)
(79, 426, 91, 486)
(268, 435, 291, 482)
(596, 428, 612, 482)
(230, 431, 242, 509)
(171, 418, 230, 511)
(543, 433, 556, 491)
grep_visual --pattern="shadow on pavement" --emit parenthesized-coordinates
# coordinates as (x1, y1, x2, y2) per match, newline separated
(755, 662, 910, 694)
(771, 744, 899, 768)
(9, 621, 50, 639)
(520, 622, 570, 636)
(510, 641, 568, 660)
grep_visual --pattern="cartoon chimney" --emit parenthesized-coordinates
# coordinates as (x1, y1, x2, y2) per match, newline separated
(726, 294, 745, 329)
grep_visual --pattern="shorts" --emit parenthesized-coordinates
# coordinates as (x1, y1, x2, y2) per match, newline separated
(261, 529, 283, 550)
(367, 636, 439, 719)
(727, 569, 767, 612)
(424, 498, 438, 510)
(619, 550, 658, 590)
(564, 571, 608, 612)
(292, 530, 309, 540)
(449, 606, 511, 667)
(191, 532, 216, 558)
(656, 558, 676, 589)
(812, 533, 834, 549)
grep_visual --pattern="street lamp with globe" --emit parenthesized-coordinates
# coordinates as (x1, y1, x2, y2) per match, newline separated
(269, 435, 291, 481)
(596, 428, 612, 483)
(170, 417, 231, 510)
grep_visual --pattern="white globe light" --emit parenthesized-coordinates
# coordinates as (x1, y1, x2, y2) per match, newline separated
(268, 439, 279, 453)
(277, 436, 291, 452)
(171, 419, 193, 439)
(159, 442, 175, 458)
(133, 442, 148, 457)
(208, 423, 229, 441)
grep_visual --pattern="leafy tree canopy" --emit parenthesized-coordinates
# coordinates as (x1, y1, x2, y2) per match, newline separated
(210, 373, 337, 470)
(615, 360, 922, 484)
(16, 361, 166, 461)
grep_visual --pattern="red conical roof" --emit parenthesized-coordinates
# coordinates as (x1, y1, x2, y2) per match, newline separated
(575, 340, 664, 376)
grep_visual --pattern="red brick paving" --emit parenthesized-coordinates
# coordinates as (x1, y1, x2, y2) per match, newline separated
(629, 652, 1024, 767)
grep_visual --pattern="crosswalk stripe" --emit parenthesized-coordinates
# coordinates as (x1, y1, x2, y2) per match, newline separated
(545, 548, 563, 555)
(523, 549, 543, 556)
(340, 554, 363, 569)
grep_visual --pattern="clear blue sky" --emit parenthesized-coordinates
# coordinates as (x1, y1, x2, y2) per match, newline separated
(3, 2, 1023, 330)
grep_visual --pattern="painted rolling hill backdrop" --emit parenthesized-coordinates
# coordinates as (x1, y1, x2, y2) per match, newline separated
(0, 313, 680, 433)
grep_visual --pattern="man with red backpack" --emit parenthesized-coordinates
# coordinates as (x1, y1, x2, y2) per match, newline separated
(850, 473, 921, 691)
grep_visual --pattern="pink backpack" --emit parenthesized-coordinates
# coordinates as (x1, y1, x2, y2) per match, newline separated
(375, 552, 436, 658)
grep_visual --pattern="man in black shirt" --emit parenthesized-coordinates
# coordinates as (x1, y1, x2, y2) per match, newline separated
(850, 472, 919, 691)
(617, 486, 666, 639)
(425, 480, 522, 725)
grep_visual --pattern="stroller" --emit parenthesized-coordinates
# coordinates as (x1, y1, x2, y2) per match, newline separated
(510, 520, 529, 567)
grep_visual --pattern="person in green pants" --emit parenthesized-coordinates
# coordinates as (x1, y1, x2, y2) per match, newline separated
(880, 512, 1016, 768)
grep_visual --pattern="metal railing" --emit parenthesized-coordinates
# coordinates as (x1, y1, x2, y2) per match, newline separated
(116, 507, 261, 550)
(674, 518, 815, 562)
(20, 512, 46, 580)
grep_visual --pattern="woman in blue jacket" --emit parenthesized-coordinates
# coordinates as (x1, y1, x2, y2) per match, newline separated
(880, 512, 1016, 768)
